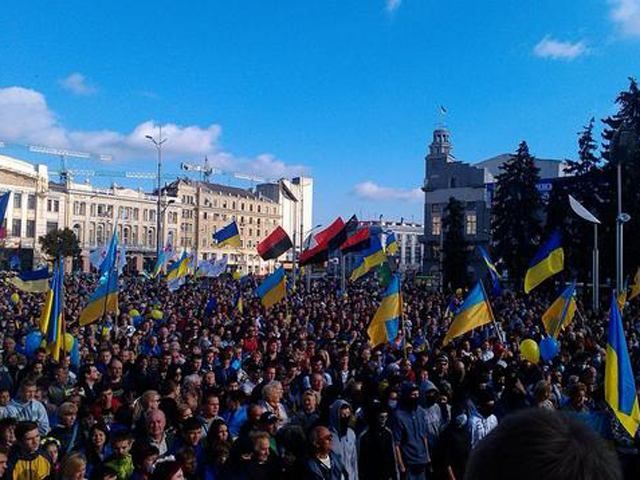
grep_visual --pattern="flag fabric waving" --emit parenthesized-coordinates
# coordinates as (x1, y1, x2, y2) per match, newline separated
(80, 232, 119, 326)
(8, 268, 50, 293)
(299, 217, 346, 266)
(629, 268, 640, 302)
(340, 227, 371, 254)
(0, 191, 10, 239)
(605, 294, 640, 437)
(385, 232, 399, 256)
(213, 221, 241, 248)
(477, 246, 501, 295)
(350, 236, 386, 282)
(524, 231, 564, 294)
(166, 251, 190, 292)
(443, 282, 494, 345)
(542, 281, 577, 338)
(257, 226, 293, 260)
(256, 267, 286, 308)
(39, 258, 65, 361)
(368, 275, 402, 348)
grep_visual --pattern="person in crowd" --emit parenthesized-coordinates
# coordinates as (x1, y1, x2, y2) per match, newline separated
(60, 452, 87, 480)
(305, 425, 349, 480)
(5, 381, 50, 435)
(104, 430, 134, 480)
(7, 421, 51, 480)
(328, 399, 358, 480)
(0, 445, 8, 478)
(358, 403, 397, 480)
(392, 383, 430, 480)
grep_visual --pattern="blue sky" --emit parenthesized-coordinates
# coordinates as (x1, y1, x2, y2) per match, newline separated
(1, 0, 639, 224)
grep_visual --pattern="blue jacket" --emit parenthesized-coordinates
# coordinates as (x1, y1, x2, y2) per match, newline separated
(328, 399, 358, 480)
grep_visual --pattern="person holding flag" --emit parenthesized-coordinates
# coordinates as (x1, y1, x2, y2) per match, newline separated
(443, 282, 497, 345)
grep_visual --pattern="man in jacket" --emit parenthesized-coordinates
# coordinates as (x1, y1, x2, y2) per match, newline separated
(305, 426, 349, 480)
(328, 399, 358, 480)
(7, 421, 51, 480)
(5, 381, 49, 435)
(358, 404, 398, 480)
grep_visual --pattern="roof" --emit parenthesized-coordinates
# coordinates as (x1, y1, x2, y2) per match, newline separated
(168, 178, 276, 203)
(475, 154, 570, 181)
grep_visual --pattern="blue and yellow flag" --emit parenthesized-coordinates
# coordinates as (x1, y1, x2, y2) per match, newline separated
(368, 275, 402, 347)
(235, 293, 244, 314)
(385, 232, 399, 256)
(166, 251, 190, 292)
(605, 294, 640, 437)
(213, 221, 241, 248)
(9, 268, 50, 293)
(524, 231, 564, 294)
(80, 233, 119, 326)
(542, 281, 577, 338)
(477, 246, 501, 295)
(39, 258, 64, 362)
(350, 236, 387, 282)
(256, 267, 286, 308)
(443, 282, 494, 345)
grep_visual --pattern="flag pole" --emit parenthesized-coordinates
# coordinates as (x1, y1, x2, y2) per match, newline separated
(59, 256, 66, 364)
(480, 280, 504, 343)
(400, 280, 408, 361)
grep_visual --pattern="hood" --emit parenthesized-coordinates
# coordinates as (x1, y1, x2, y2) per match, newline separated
(329, 398, 351, 430)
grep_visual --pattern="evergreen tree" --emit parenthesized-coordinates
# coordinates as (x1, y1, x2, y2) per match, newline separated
(39, 228, 81, 260)
(600, 78, 640, 282)
(491, 141, 543, 285)
(442, 196, 468, 290)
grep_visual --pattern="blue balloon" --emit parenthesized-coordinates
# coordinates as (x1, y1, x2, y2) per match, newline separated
(25, 331, 43, 358)
(540, 337, 559, 362)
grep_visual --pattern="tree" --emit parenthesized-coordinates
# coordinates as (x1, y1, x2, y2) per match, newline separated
(599, 78, 640, 282)
(545, 118, 604, 282)
(442, 197, 468, 290)
(491, 141, 543, 285)
(39, 228, 81, 260)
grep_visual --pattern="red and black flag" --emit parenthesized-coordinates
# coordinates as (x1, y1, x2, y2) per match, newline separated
(299, 217, 345, 266)
(257, 226, 293, 261)
(340, 226, 371, 254)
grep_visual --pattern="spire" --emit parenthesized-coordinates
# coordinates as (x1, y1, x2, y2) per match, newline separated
(429, 127, 452, 158)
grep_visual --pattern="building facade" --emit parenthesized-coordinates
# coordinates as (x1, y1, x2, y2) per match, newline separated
(1, 155, 311, 275)
(421, 127, 568, 285)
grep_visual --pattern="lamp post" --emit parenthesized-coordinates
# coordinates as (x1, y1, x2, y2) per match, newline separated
(146, 126, 167, 261)
(613, 125, 636, 293)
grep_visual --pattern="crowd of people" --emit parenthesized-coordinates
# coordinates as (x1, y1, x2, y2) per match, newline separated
(0, 269, 637, 480)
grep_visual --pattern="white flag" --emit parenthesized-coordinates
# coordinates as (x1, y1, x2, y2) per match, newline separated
(569, 195, 600, 224)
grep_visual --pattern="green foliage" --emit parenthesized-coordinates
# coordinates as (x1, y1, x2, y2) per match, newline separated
(442, 196, 468, 290)
(39, 228, 81, 260)
(491, 141, 543, 284)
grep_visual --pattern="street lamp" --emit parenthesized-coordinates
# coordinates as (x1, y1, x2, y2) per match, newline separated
(145, 126, 167, 260)
(612, 124, 637, 293)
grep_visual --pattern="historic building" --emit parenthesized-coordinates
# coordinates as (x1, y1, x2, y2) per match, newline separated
(421, 127, 569, 285)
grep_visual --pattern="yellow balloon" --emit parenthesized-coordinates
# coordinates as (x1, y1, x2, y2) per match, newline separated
(151, 309, 163, 320)
(129, 309, 141, 318)
(10, 293, 20, 304)
(64, 333, 75, 352)
(520, 339, 540, 363)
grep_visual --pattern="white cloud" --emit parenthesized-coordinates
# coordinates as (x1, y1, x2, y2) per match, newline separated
(0, 86, 307, 180)
(610, 0, 640, 36)
(59, 72, 97, 95)
(353, 181, 422, 202)
(386, 0, 401, 12)
(533, 36, 588, 60)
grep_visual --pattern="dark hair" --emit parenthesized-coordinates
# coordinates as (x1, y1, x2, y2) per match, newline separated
(465, 409, 622, 480)
(15, 421, 38, 441)
(181, 417, 202, 433)
(131, 441, 159, 467)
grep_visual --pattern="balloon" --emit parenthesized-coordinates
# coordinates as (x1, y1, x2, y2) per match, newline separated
(25, 331, 43, 358)
(540, 337, 559, 362)
(151, 309, 163, 320)
(129, 309, 141, 318)
(64, 333, 75, 352)
(520, 339, 540, 364)
(10, 293, 20, 304)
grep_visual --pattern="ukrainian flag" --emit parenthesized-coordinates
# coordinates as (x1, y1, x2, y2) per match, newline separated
(629, 268, 640, 302)
(542, 281, 577, 338)
(605, 294, 640, 437)
(524, 231, 564, 294)
(256, 267, 286, 308)
(477, 246, 501, 295)
(166, 251, 190, 292)
(152, 250, 167, 278)
(9, 268, 50, 293)
(213, 221, 241, 248)
(235, 293, 244, 314)
(39, 259, 64, 362)
(385, 232, 399, 256)
(368, 275, 402, 347)
(443, 282, 494, 345)
(350, 236, 387, 282)
(618, 281, 629, 312)
(80, 233, 119, 326)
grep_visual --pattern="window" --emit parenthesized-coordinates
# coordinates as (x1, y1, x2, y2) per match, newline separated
(133, 208, 139, 221)
(431, 204, 441, 213)
(11, 219, 21, 236)
(27, 194, 36, 210)
(90, 204, 96, 217)
(257, 205, 261, 213)
(203, 212, 208, 220)
(26, 220, 35, 238)
(465, 212, 477, 235)
(241, 203, 245, 211)
(232, 201, 236, 210)
(431, 215, 441, 236)
(97, 224, 105, 244)
(249, 204, 254, 212)
(13, 193, 22, 209)
(72, 223, 82, 243)
(149, 210, 157, 222)
(143, 209, 148, 221)
(46, 221, 58, 233)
